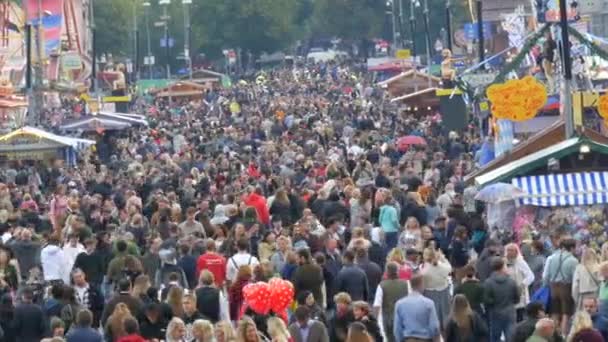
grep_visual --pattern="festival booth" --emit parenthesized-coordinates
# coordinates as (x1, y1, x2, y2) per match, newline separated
(180, 69, 224, 87)
(470, 120, 608, 247)
(59, 111, 148, 133)
(377, 70, 441, 111)
(0, 126, 95, 166)
(150, 81, 208, 100)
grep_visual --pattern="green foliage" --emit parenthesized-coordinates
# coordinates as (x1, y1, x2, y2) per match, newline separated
(310, 0, 386, 40)
(93, 0, 138, 56)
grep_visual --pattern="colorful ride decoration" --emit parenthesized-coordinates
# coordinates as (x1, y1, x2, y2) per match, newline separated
(486, 76, 548, 122)
(598, 93, 608, 126)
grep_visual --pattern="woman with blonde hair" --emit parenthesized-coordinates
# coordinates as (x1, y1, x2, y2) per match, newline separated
(215, 320, 237, 342)
(166, 317, 188, 342)
(131, 274, 151, 302)
(166, 286, 185, 317)
(504, 243, 534, 320)
(191, 319, 215, 342)
(104, 303, 134, 342)
(345, 322, 373, 342)
(385, 248, 413, 280)
(267, 316, 290, 342)
(567, 311, 603, 341)
(573, 247, 601, 310)
(444, 294, 488, 342)
(420, 247, 452, 329)
(399, 217, 422, 251)
(236, 318, 261, 342)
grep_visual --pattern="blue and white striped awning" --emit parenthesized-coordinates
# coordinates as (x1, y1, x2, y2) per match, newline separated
(512, 172, 608, 207)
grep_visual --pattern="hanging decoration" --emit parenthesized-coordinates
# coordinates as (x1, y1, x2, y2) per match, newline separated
(487, 76, 548, 122)
(455, 23, 551, 101)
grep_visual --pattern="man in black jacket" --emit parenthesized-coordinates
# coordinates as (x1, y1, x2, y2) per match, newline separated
(12, 288, 47, 342)
(512, 302, 564, 342)
(101, 278, 144, 326)
(73, 238, 105, 287)
(139, 303, 167, 341)
(335, 250, 369, 302)
(354, 248, 382, 303)
(484, 257, 520, 342)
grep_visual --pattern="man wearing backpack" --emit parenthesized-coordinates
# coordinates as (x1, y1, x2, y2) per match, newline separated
(225, 238, 259, 286)
(542, 237, 579, 335)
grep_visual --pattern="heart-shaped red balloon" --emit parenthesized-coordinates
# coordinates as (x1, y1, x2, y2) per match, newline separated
(269, 277, 294, 313)
(243, 282, 272, 315)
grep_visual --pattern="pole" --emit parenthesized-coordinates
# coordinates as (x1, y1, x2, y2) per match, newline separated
(133, 0, 138, 83)
(391, 0, 398, 51)
(560, 0, 574, 137)
(409, 0, 416, 58)
(446, 0, 452, 51)
(398, 0, 405, 48)
(90, 0, 97, 94)
(25, 24, 32, 90)
(163, 4, 171, 80)
(476, 0, 484, 63)
(144, 3, 152, 79)
(183, 0, 192, 80)
(423, 0, 432, 88)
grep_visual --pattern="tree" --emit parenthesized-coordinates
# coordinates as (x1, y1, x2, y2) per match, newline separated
(310, 0, 387, 40)
(190, 0, 299, 56)
(93, 0, 136, 56)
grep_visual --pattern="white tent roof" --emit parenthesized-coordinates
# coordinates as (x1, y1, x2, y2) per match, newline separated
(0, 126, 96, 150)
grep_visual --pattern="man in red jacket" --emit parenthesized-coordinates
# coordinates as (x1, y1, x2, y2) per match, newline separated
(196, 239, 227, 288)
(243, 186, 270, 225)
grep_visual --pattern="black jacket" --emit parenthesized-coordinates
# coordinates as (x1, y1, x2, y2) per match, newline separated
(73, 251, 106, 286)
(12, 303, 47, 342)
(356, 259, 383, 301)
(444, 312, 488, 342)
(512, 318, 564, 342)
(483, 273, 520, 316)
(335, 264, 369, 302)
(138, 315, 167, 341)
(357, 316, 383, 342)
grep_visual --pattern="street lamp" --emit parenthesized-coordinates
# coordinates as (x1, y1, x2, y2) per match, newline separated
(159, 0, 171, 80)
(142, 1, 153, 79)
(182, 0, 192, 80)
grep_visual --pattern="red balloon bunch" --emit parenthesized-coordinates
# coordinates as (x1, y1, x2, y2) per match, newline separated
(269, 278, 294, 313)
(242, 278, 294, 315)
(243, 282, 272, 315)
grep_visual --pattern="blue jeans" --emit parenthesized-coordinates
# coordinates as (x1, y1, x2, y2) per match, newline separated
(489, 311, 515, 342)
(385, 232, 398, 251)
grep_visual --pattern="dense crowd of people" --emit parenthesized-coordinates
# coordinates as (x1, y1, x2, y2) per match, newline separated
(0, 61, 605, 342)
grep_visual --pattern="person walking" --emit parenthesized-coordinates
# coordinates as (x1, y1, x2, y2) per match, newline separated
(12, 288, 47, 342)
(393, 274, 441, 342)
(572, 248, 601, 311)
(373, 262, 408, 342)
(336, 250, 369, 302)
(66, 309, 103, 342)
(484, 257, 520, 342)
(288, 306, 330, 342)
(420, 247, 452, 329)
(292, 248, 324, 305)
(542, 238, 578, 335)
(444, 294, 488, 342)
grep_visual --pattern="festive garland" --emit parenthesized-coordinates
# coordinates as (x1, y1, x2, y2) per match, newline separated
(568, 26, 608, 62)
(456, 23, 551, 101)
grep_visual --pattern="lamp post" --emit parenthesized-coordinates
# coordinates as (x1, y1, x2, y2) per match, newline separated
(409, 0, 417, 59)
(142, 1, 152, 79)
(477, 0, 484, 63)
(182, 0, 192, 80)
(559, 0, 574, 137)
(423, 0, 432, 88)
(446, 0, 452, 51)
(159, 0, 171, 80)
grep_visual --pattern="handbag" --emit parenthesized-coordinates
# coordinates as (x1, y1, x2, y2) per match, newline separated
(531, 285, 551, 310)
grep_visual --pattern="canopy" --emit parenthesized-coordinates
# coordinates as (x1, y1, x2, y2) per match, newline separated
(60, 112, 148, 131)
(0, 126, 95, 150)
(513, 172, 608, 207)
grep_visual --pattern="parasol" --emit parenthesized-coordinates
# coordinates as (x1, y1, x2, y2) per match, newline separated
(475, 183, 526, 203)
(397, 135, 427, 151)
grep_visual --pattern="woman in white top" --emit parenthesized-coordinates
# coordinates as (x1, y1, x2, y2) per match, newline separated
(572, 247, 601, 311)
(504, 243, 535, 320)
(421, 247, 452, 329)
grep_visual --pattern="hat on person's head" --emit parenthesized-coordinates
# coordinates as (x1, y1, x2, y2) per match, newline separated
(210, 205, 229, 225)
